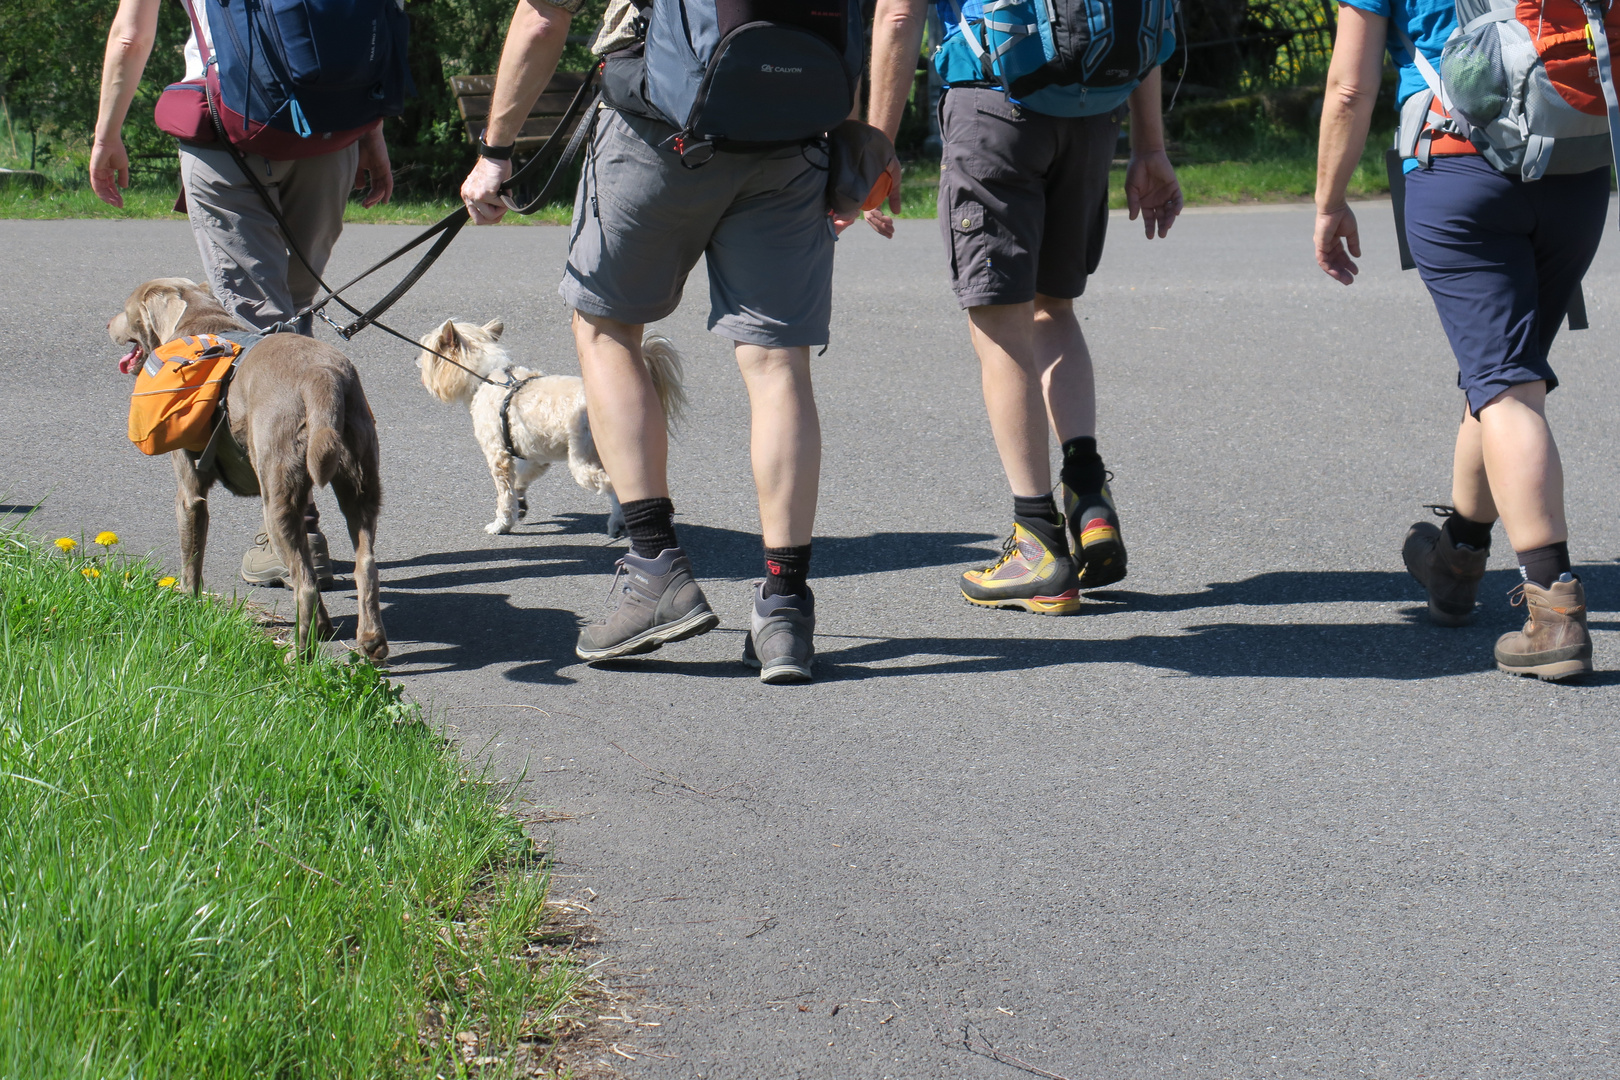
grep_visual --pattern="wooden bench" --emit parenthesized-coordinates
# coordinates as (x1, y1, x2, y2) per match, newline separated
(450, 71, 591, 153)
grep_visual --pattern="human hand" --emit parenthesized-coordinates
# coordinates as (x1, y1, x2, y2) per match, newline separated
(859, 155, 904, 238)
(89, 134, 130, 208)
(1314, 205, 1361, 285)
(354, 125, 394, 207)
(461, 155, 512, 225)
(1124, 149, 1182, 239)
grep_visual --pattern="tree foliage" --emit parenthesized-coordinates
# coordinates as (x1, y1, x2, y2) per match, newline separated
(0, 0, 601, 190)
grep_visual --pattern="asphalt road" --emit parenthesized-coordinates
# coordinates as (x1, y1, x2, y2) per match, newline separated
(5, 202, 1619, 1079)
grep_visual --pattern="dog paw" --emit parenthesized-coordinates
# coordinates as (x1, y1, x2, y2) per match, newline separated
(485, 520, 512, 535)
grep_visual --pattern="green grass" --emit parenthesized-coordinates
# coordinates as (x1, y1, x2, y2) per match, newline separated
(0, 525, 587, 1078)
(2, 139, 1391, 224)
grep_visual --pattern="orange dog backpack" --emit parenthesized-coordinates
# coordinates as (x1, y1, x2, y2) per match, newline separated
(128, 334, 245, 456)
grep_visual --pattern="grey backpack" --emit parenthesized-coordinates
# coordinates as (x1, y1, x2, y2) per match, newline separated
(1398, 0, 1620, 182)
(600, 0, 866, 163)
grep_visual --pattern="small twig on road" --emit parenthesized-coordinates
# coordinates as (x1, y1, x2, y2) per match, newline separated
(744, 915, 777, 939)
(255, 838, 346, 888)
(446, 704, 553, 717)
(608, 741, 756, 801)
(963, 1023, 1074, 1080)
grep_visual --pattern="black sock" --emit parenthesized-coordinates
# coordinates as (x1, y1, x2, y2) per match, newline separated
(1012, 494, 1066, 552)
(621, 497, 678, 559)
(1516, 541, 1571, 588)
(1059, 436, 1106, 494)
(1442, 511, 1494, 551)
(762, 544, 812, 598)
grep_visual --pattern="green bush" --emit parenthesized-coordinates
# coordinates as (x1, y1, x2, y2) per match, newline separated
(0, 0, 604, 195)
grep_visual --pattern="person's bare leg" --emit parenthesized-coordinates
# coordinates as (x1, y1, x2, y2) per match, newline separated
(735, 344, 819, 548)
(1450, 405, 1497, 525)
(1478, 382, 1566, 551)
(1033, 293, 1095, 442)
(967, 301, 1048, 496)
(573, 311, 668, 502)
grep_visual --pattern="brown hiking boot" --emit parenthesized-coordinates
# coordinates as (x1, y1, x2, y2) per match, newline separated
(1495, 576, 1593, 681)
(1402, 518, 1488, 626)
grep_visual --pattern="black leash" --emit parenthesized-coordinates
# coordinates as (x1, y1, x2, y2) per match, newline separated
(498, 66, 602, 215)
(197, 58, 601, 383)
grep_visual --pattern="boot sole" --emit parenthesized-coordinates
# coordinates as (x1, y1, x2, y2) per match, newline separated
(1496, 656, 1593, 682)
(1076, 530, 1127, 590)
(240, 571, 338, 591)
(961, 590, 1082, 616)
(742, 637, 815, 683)
(576, 606, 720, 662)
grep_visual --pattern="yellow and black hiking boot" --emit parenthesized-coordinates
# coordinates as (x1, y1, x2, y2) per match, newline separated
(1061, 477, 1127, 589)
(960, 522, 1081, 615)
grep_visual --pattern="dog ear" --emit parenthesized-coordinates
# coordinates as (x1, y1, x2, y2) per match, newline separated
(434, 319, 461, 351)
(482, 319, 505, 340)
(139, 283, 190, 345)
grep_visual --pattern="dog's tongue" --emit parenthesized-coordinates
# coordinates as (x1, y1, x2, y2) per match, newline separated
(117, 345, 142, 375)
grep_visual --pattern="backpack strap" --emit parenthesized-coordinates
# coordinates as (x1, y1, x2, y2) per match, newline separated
(1579, 0, 1620, 225)
(1395, 25, 1454, 115)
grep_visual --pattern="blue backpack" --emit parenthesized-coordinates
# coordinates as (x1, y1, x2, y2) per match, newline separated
(936, 0, 1175, 112)
(206, 0, 412, 143)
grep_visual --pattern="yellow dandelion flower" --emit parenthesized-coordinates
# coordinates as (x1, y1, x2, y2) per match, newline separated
(81, 567, 101, 579)
(95, 531, 119, 547)
(54, 537, 77, 553)
(158, 577, 178, 588)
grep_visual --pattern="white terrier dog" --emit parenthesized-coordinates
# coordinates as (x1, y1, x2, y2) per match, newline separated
(417, 319, 686, 537)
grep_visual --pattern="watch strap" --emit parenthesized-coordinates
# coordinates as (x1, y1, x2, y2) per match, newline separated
(476, 130, 516, 160)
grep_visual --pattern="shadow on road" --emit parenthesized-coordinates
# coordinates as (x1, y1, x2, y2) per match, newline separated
(371, 545, 1620, 685)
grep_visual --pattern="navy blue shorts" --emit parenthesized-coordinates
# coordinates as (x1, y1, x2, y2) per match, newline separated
(1403, 155, 1609, 416)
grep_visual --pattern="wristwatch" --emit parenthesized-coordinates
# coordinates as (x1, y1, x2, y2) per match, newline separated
(476, 130, 516, 160)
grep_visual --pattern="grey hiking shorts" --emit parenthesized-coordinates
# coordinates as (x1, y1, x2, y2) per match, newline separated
(937, 87, 1121, 307)
(560, 108, 836, 348)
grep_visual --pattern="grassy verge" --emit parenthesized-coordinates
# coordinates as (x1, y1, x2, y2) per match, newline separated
(2, 142, 1389, 224)
(0, 526, 589, 1078)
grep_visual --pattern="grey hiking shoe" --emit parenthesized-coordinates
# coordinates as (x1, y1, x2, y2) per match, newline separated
(241, 531, 336, 590)
(575, 547, 719, 662)
(742, 583, 815, 684)
(1402, 513, 1488, 626)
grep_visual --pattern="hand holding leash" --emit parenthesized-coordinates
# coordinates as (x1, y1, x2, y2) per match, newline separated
(462, 156, 513, 225)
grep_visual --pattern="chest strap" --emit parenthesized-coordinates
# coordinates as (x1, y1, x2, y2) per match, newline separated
(500, 376, 538, 459)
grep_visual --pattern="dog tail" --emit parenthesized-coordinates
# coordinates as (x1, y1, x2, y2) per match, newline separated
(304, 381, 346, 489)
(640, 334, 688, 432)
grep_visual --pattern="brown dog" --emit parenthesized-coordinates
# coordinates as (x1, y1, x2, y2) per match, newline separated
(108, 278, 387, 660)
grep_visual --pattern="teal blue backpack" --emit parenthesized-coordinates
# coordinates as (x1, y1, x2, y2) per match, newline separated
(936, 0, 1176, 112)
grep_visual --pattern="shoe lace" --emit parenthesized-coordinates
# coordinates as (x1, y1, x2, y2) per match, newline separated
(600, 558, 630, 609)
(982, 530, 1021, 572)
(1506, 580, 1527, 607)
(253, 532, 271, 547)
(1424, 504, 1458, 519)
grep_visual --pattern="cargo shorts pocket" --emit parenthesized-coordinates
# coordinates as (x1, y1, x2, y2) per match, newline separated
(947, 200, 990, 288)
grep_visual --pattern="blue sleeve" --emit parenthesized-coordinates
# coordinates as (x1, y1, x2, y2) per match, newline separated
(1156, 23, 1176, 66)
(1340, 0, 1392, 16)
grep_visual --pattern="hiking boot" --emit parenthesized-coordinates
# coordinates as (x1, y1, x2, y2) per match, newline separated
(1495, 575, 1593, 681)
(960, 522, 1081, 615)
(240, 531, 335, 590)
(1402, 518, 1488, 626)
(1060, 477, 1127, 589)
(575, 547, 719, 662)
(742, 583, 815, 684)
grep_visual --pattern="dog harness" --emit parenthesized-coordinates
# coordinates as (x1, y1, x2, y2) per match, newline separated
(499, 375, 539, 459)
